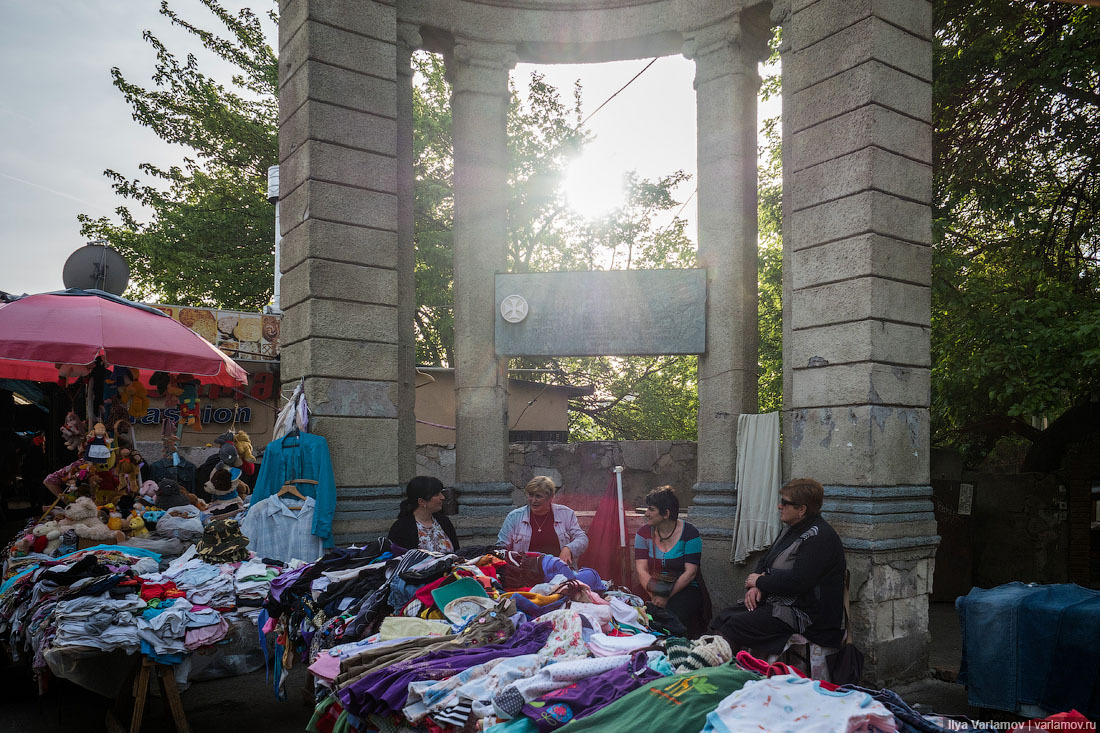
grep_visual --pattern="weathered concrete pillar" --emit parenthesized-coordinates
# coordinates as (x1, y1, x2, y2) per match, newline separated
(779, 0, 937, 682)
(448, 40, 517, 513)
(396, 22, 420, 486)
(277, 0, 402, 542)
(685, 17, 768, 566)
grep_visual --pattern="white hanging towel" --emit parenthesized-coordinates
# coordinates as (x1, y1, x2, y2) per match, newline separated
(730, 411, 782, 563)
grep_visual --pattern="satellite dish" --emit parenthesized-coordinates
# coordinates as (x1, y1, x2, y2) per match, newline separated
(62, 242, 130, 295)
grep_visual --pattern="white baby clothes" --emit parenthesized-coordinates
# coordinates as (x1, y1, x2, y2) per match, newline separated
(702, 675, 898, 733)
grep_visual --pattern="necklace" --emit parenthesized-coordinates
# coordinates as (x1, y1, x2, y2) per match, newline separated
(656, 521, 677, 542)
(530, 509, 551, 532)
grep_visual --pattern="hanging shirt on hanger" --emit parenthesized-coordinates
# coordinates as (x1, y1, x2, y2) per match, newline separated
(240, 495, 324, 564)
(248, 432, 337, 547)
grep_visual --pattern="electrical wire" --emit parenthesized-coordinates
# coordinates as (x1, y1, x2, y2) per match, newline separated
(579, 57, 659, 128)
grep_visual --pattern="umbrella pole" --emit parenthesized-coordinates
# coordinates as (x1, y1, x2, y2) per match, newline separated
(614, 466, 625, 548)
(84, 376, 94, 424)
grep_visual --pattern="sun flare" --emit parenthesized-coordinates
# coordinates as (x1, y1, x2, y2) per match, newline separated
(561, 154, 625, 220)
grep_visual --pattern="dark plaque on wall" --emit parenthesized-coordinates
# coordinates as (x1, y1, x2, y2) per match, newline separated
(495, 269, 707, 357)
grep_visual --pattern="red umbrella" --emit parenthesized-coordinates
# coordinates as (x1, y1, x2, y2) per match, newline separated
(0, 289, 248, 387)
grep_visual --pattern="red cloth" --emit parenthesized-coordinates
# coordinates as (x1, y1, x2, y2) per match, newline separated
(140, 581, 185, 601)
(584, 474, 634, 589)
(413, 575, 450, 607)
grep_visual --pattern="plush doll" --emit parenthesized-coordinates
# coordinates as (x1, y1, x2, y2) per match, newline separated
(56, 363, 93, 386)
(163, 375, 183, 409)
(119, 368, 150, 418)
(32, 522, 63, 556)
(57, 529, 78, 556)
(61, 496, 123, 544)
(105, 505, 125, 532)
(139, 480, 158, 504)
(11, 534, 34, 557)
(30, 525, 50, 554)
(85, 423, 113, 466)
(234, 430, 256, 464)
(60, 412, 88, 454)
(115, 448, 140, 493)
(178, 375, 201, 430)
(127, 514, 149, 538)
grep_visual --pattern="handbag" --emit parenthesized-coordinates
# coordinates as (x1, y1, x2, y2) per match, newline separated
(646, 571, 679, 598)
(826, 568, 865, 684)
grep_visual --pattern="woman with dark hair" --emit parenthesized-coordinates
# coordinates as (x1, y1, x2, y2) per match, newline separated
(387, 476, 459, 553)
(710, 477, 846, 657)
(634, 485, 707, 636)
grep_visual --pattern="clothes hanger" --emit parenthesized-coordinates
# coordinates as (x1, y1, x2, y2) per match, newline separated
(277, 478, 316, 501)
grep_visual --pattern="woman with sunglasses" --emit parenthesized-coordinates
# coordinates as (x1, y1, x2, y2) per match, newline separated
(710, 478, 846, 657)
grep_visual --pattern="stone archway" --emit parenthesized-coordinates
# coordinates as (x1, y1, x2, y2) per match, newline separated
(277, 0, 936, 682)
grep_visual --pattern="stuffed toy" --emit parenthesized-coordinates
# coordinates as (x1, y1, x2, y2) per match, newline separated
(234, 430, 256, 464)
(149, 371, 171, 397)
(215, 431, 241, 468)
(105, 506, 125, 532)
(127, 514, 149, 538)
(57, 529, 78, 556)
(60, 496, 122, 544)
(56, 363, 94, 386)
(139, 480, 158, 504)
(85, 422, 113, 466)
(12, 534, 35, 557)
(118, 368, 150, 418)
(32, 521, 63, 556)
(101, 365, 132, 415)
(29, 525, 50, 554)
(115, 448, 140, 493)
(163, 375, 183, 409)
(178, 375, 201, 430)
(60, 412, 88, 454)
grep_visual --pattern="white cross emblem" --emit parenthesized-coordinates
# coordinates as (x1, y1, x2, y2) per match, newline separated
(500, 294, 529, 323)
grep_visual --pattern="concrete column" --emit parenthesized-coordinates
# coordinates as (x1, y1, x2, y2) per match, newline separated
(396, 23, 420, 486)
(780, 0, 937, 682)
(685, 18, 768, 537)
(277, 0, 402, 542)
(448, 40, 517, 511)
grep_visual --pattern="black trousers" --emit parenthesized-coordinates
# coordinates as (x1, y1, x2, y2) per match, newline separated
(709, 602, 796, 657)
(665, 583, 707, 638)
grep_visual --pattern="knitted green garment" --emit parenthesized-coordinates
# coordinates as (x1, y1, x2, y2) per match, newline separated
(556, 664, 759, 733)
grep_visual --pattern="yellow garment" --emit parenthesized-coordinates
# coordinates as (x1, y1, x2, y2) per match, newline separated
(501, 591, 562, 606)
(378, 616, 452, 641)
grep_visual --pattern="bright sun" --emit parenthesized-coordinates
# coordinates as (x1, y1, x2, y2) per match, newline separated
(561, 154, 625, 220)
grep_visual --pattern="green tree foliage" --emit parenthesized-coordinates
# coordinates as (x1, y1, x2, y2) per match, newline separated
(78, 0, 277, 310)
(932, 0, 1100, 459)
(757, 38, 783, 415)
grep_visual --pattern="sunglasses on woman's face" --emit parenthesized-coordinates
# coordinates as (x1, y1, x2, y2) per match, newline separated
(779, 498, 802, 507)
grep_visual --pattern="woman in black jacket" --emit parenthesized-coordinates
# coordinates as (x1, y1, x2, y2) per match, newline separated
(710, 477, 846, 656)
(387, 476, 459, 553)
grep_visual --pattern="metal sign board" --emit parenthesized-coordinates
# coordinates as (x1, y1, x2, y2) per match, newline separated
(495, 269, 707, 357)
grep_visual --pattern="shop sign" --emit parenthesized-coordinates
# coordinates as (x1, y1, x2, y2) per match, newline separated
(150, 303, 280, 362)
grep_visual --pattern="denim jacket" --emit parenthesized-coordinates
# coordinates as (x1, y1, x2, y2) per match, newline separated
(497, 504, 589, 559)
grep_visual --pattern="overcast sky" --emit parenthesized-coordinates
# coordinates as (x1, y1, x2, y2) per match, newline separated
(0, 1, 772, 298)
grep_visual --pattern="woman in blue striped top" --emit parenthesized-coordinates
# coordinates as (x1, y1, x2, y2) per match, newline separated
(634, 486, 707, 636)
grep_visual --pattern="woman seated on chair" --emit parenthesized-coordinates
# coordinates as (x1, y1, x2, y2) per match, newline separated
(497, 476, 589, 566)
(635, 486, 709, 637)
(387, 476, 459, 553)
(710, 478, 846, 657)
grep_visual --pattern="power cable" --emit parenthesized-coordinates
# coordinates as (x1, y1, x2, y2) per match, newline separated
(579, 57, 659, 128)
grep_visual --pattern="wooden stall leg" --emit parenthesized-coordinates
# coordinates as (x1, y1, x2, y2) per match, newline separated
(129, 658, 152, 733)
(155, 664, 191, 733)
